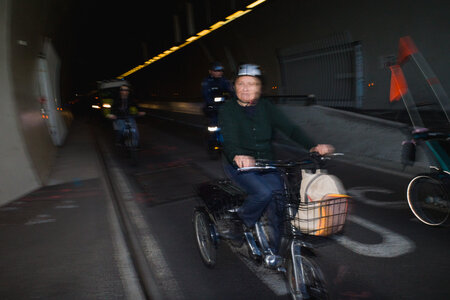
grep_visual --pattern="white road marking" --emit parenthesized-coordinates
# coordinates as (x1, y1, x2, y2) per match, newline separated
(0, 207, 19, 211)
(54, 205, 79, 209)
(333, 215, 415, 257)
(106, 189, 145, 300)
(112, 166, 184, 300)
(54, 200, 79, 209)
(347, 186, 406, 208)
(25, 214, 56, 225)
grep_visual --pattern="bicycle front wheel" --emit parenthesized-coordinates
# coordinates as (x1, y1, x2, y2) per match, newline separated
(407, 174, 449, 226)
(124, 130, 138, 164)
(286, 247, 328, 300)
(193, 209, 217, 268)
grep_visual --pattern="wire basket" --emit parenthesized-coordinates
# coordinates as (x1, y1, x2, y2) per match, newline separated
(196, 180, 245, 221)
(211, 196, 243, 222)
(281, 196, 349, 237)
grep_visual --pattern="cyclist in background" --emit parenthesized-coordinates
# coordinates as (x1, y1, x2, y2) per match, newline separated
(105, 84, 145, 146)
(201, 62, 233, 125)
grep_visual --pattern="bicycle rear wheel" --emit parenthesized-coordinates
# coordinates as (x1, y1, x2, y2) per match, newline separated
(193, 209, 217, 268)
(286, 245, 328, 300)
(407, 174, 449, 226)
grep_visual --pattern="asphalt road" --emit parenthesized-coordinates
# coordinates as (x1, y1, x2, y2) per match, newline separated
(96, 114, 450, 300)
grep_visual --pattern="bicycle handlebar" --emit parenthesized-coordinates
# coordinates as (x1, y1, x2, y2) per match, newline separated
(237, 153, 343, 172)
(408, 127, 450, 140)
(237, 166, 277, 172)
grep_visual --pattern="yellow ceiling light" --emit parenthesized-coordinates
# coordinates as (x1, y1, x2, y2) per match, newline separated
(225, 10, 251, 20)
(178, 41, 191, 48)
(197, 29, 211, 36)
(225, 10, 244, 20)
(117, 1, 267, 79)
(210, 21, 226, 30)
(247, 0, 266, 9)
(186, 35, 200, 42)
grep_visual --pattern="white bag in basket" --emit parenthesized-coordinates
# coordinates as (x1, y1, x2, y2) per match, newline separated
(295, 169, 349, 236)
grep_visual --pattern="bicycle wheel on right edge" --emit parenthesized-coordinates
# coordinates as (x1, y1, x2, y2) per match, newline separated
(285, 242, 328, 300)
(407, 174, 450, 226)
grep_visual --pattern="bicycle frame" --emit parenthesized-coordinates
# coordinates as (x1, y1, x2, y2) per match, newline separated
(411, 130, 450, 172)
(290, 239, 308, 296)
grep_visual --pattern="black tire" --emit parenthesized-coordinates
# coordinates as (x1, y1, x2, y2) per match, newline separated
(286, 253, 328, 300)
(193, 209, 217, 268)
(407, 174, 449, 226)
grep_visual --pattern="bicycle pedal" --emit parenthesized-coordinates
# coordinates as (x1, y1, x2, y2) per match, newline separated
(264, 254, 283, 269)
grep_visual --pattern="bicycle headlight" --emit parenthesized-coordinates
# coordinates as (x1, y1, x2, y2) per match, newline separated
(208, 126, 220, 132)
(214, 97, 225, 103)
(102, 103, 111, 108)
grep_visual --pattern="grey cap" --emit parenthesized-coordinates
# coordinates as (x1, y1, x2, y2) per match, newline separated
(237, 64, 262, 76)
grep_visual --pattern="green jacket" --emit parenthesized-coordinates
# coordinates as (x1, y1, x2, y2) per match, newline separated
(219, 98, 315, 164)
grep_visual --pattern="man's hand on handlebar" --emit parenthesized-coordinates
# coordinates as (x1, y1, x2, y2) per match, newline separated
(310, 144, 335, 156)
(233, 155, 255, 168)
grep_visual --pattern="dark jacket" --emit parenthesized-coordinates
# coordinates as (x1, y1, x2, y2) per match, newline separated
(201, 76, 233, 106)
(219, 98, 315, 164)
(111, 96, 139, 118)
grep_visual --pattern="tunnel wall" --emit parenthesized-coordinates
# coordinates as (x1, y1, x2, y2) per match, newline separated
(130, 0, 449, 111)
(0, 0, 66, 205)
(0, 0, 43, 205)
(276, 104, 428, 172)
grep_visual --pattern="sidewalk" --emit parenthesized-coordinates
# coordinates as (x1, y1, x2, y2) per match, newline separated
(0, 117, 140, 299)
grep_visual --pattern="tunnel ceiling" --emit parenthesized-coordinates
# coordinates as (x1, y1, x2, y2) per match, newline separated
(59, 0, 256, 94)
(64, 0, 179, 92)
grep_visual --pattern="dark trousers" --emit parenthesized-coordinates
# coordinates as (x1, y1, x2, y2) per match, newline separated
(224, 162, 284, 253)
